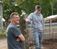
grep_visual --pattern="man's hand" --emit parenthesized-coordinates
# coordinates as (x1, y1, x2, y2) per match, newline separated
(28, 40, 34, 46)
(18, 34, 25, 42)
(25, 18, 31, 24)
(16, 36, 21, 41)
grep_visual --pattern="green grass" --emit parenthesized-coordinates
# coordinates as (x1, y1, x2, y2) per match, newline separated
(0, 29, 6, 39)
(45, 25, 57, 29)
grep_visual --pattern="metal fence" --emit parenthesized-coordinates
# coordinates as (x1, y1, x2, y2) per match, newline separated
(43, 23, 57, 40)
(26, 22, 57, 49)
(27, 22, 57, 41)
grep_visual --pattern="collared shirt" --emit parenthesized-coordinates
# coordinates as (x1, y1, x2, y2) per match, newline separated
(27, 12, 44, 32)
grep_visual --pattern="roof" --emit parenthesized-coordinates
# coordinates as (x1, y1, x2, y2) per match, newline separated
(44, 15, 57, 21)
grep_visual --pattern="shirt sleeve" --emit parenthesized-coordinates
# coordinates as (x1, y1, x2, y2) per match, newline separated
(10, 27, 21, 37)
(26, 13, 33, 22)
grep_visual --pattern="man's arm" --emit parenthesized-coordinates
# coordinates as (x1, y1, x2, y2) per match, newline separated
(18, 34, 25, 42)
(25, 13, 33, 23)
(11, 27, 25, 42)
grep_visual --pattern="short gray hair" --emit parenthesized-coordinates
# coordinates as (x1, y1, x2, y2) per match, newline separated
(10, 12, 19, 19)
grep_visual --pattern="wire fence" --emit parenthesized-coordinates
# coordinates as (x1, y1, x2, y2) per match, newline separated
(43, 23, 57, 40)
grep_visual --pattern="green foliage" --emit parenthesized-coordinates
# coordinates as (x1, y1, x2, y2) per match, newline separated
(0, 32, 6, 39)
(0, 29, 6, 39)
(19, 0, 39, 14)
(20, 15, 26, 34)
(39, 0, 57, 17)
(3, 0, 57, 19)
(3, 0, 21, 21)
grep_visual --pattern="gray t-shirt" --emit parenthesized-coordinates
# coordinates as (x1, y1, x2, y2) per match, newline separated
(6, 23, 23, 49)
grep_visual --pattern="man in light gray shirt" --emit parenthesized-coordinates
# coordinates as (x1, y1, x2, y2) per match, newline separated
(26, 5, 44, 49)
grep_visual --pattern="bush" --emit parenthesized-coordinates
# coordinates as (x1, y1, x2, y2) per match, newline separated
(0, 29, 6, 39)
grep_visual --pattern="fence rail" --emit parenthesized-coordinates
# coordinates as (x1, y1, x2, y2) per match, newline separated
(43, 23, 57, 40)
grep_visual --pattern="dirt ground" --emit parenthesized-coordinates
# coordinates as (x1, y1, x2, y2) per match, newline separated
(0, 39, 7, 49)
(0, 39, 57, 49)
(42, 39, 57, 49)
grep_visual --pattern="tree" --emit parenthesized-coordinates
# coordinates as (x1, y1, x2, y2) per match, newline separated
(39, 0, 57, 17)
(3, 0, 21, 21)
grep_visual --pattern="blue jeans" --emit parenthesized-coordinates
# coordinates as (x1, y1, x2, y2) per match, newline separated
(33, 29, 42, 49)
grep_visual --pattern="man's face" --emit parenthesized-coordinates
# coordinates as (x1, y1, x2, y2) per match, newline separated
(35, 9, 41, 14)
(12, 15, 20, 24)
